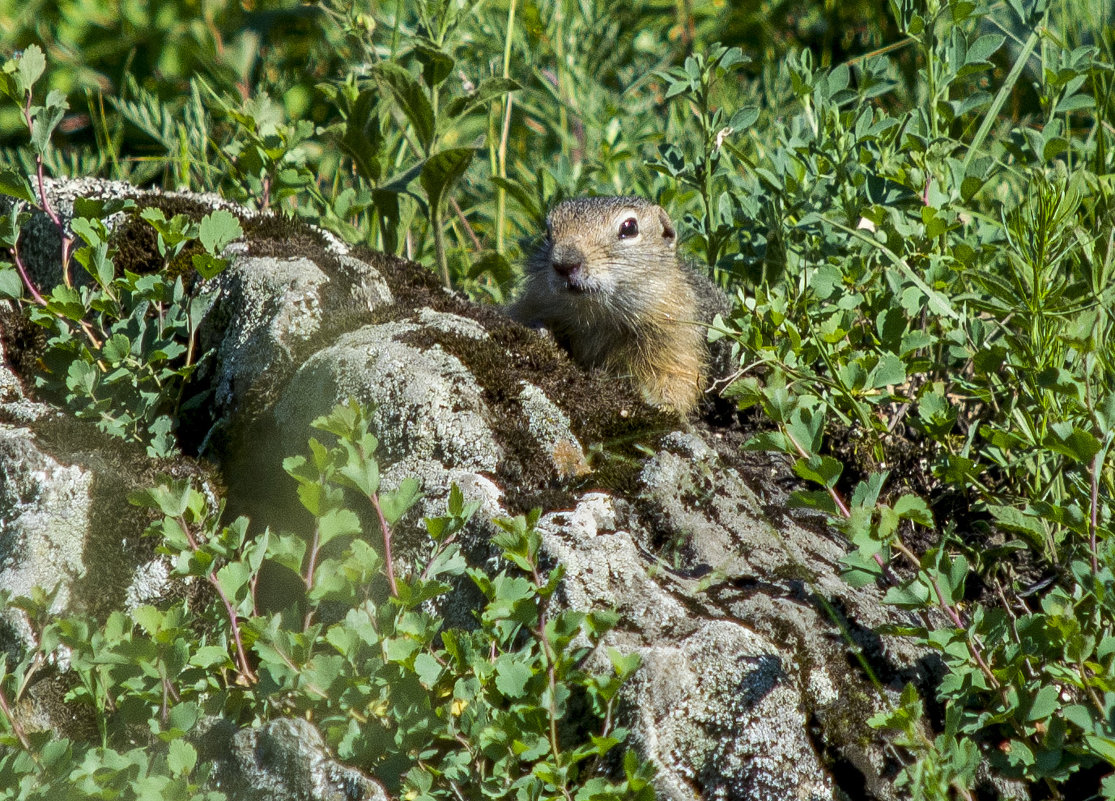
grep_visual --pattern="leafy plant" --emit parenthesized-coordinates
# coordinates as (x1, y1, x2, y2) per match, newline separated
(0, 401, 653, 800)
(679, 0, 1115, 794)
(0, 46, 243, 456)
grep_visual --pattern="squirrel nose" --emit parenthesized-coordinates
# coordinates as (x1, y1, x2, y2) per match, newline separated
(551, 244, 584, 279)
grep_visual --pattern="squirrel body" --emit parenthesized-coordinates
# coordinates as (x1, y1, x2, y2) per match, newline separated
(510, 196, 729, 414)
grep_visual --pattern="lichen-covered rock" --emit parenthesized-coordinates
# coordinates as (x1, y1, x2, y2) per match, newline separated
(0, 424, 92, 626)
(0, 315, 173, 653)
(272, 311, 502, 484)
(536, 490, 853, 800)
(202, 717, 389, 801)
(631, 620, 833, 801)
(197, 252, 394, 416)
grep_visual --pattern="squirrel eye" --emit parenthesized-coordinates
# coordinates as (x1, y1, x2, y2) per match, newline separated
(618, 218, 639, 239)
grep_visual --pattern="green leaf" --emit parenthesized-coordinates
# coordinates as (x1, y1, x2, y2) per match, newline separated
(190, 645, 231, 668)
(133, 604, 163, 636)
(1025, 685, 1059, 723)
(167, 739, 197, 776)
(384, 636, 420, 663)
(369, 62, 436, 152)
(1043, 424, 1100, 463)
(966, 34, 1005, 64)
(793, 455, 843, 488)
(608, 648, 642, 680)
(988, 504, 1048, 549)
(413, 651, 443, 688)
(47, 284, 85, 320)
(340, 89, 383, 184)
(444, 77, 521, 121)
(728, 106, 759, 131)
(494, 654, 532, 698)
(198, 210, 243, 256)
(787, 489, 839, 515)
(1055, 93, 1094, 114)
(414, 41, 455, 89)
(14, 44, 45, 96)
(31, 90, 68, 155)
(0, 265, 23, 300)
(380, 478, 421, 525)
(0, 167, 35, 204)
(266, 532, 307, 574)
(338, 448, 379, 496)
(102, 333, 132, 364)
(869, 352, 906, 389)
(419, 147, 475, 215)
(1083, 738, 1115, 775)
(893, 495, 933, 527)
(65, 358, 97, 396)
(841, 550, 884, 587)
(318, 507, 361, 546)
(166, 701, 199, 733)
(192, 252, 229, 279)
(216, 561, 251, 599)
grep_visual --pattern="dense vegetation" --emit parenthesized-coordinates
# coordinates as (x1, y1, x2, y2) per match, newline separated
(0, 0, 1113, 798)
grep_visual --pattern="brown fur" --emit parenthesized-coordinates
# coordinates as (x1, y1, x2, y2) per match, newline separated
(510, 196, 725, 414)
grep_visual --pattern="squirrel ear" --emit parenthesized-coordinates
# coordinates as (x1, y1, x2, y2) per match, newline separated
(656, 207, 677, 245)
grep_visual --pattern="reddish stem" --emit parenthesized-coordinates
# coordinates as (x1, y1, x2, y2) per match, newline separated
(783, 427, 851, 517)
(303, 522, 322, 630)
(178, 516, 255, 683)
(369, 492, 398, 597)
(23, 91, 75, 288)
(207, 572, 256, 683)
(11, 243, 47, 306)
(0, 684, 33, 754)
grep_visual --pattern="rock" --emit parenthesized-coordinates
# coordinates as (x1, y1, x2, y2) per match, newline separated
(0, 309, 183, 653)
(203, 717, 389, 801)
(197, 252, 394, 420)
(0, 422, 92, 637)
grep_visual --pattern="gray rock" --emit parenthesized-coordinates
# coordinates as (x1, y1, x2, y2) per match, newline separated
(0, 423, 92, 640)
(205, 717, 389, 801)
(271, 313, 502, 489)
(536, 491, 851, 800)
(198, 252, 394, 418)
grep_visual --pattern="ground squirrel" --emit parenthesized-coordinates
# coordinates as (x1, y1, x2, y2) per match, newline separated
(510, 196, 730, 414)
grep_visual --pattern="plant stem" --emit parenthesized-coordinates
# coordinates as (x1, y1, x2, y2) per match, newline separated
(782, 427, 851, 517)
(303, 520, 322, 630)
(495, 0, 517, 255)
(209, 573, 256, 683)
(528, 559, 567, 797)
(369, 491, 399, 597)
(433, 203, 451, 289)
(11, 242, 47, 306)
(21, 93, 74, 289)
(0, 683, 34, 757)
(890, 538, 1006, 706)
(178, 515, 255, 683)
(1090, 450, 1101, 574)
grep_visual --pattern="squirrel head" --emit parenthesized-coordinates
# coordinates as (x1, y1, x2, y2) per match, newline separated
(528, 196, 678, 319)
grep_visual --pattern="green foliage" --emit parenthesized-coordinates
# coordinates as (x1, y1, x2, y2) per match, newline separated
(1, 0, 1115, 796)
(676, 0, 1115, 795)
(0, 401, 651, 800)
(0, 47, 243, 456)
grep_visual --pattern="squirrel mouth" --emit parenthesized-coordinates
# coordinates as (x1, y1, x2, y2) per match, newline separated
(562, 274, 595, 293)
